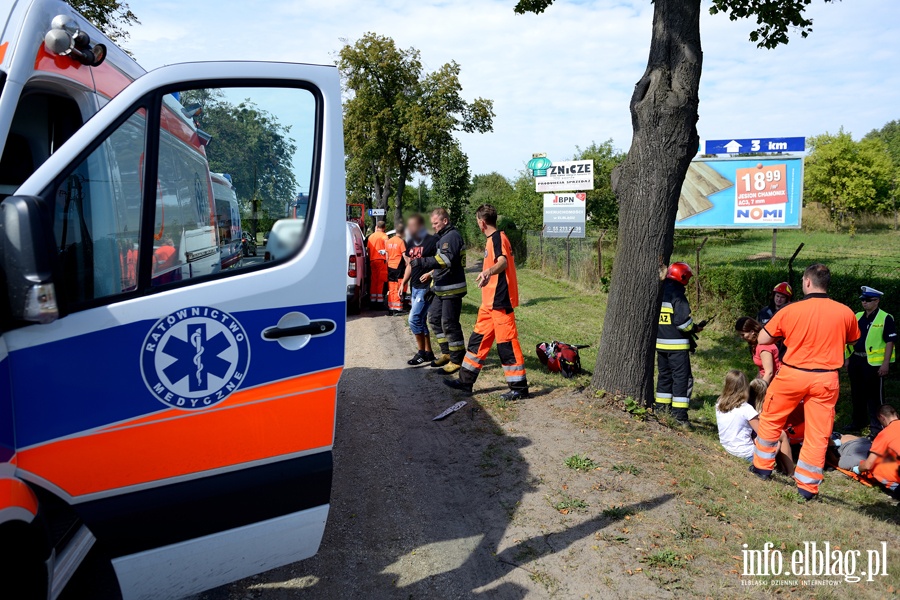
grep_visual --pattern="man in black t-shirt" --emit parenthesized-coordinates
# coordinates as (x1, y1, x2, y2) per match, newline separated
(401, 214, 438, 365)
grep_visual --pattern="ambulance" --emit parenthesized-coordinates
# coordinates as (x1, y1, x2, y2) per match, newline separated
(0, 1, 346, 598)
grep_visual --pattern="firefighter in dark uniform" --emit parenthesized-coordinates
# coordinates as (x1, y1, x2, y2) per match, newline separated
(410, 207, 467, 374)
(845, 286, 896, 436)
(656, 262, 703, 425)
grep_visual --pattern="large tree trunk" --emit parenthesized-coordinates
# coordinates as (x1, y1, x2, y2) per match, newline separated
(394, 165, 409, 228)
(592, 0, 702, 405)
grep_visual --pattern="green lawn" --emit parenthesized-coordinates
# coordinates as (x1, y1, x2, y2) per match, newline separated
(456, 261, 900, 596)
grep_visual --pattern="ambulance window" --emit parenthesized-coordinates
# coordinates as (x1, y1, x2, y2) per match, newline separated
(152, 86, 316, 284)
(0, 92, 83, 199)
(53, 110, 145, 305)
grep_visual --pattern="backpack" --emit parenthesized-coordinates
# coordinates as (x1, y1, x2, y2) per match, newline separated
(536, 341, 589, 378)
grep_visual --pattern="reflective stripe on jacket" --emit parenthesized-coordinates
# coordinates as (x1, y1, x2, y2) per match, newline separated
(846, 309, 896, 366)
(656, 280, 694, 351)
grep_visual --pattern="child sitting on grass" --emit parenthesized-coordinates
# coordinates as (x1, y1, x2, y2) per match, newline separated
(716, 370, 795, 475)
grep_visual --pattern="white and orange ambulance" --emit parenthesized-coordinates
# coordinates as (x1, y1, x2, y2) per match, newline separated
(0, 1, 345, 598)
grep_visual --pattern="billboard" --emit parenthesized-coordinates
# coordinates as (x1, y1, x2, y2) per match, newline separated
(543, 193, 586, 238)
(675, 157, 803, 229)
(535, 160, 594, 193)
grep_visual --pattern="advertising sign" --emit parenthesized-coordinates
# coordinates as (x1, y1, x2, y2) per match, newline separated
(705, 137, 806, 154)
(367, 208, 386, 216)
(535, 160, 594, 192)
(543, 193, 586, 238)
(675, 157, 803, 229)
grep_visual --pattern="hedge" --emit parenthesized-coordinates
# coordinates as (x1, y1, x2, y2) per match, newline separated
(699, 263, 900, 325)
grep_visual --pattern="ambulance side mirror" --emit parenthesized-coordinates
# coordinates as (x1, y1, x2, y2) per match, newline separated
(0, 196, 58, 324)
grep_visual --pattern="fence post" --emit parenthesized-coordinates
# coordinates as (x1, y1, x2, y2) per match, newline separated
(540, 226, 546, 270)
(598, 229, 607, 280)
(566, 227, 576, 279)
(771, 228, 777, 265)
(787, 243, 805, 289)
(695, 236, 708, 309)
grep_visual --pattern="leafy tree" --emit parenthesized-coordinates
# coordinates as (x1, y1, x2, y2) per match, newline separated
(338, 33, 494, 225)
(515, 0, 836, 404)
(574, 141, 626, 231)
(431, 142, 471, 238)
(865, 120, 900, 167)
(70, 0, 139, 45)
(805, 130, 896, 233)
(182, 89, 299, 236)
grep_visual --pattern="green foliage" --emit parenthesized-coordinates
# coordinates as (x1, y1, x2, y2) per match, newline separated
(338, 33, 493, 214)
(865, 120, 900, 168)
(644, 549, 685, 569)
(553, 494, 588, 512)
(612, 464, 642, 476)
(431, 142, 471, 233)
(623, 397, 648, 420)
(181, 89, 298, 236)
(516, 0, 834, 49)
(600, 505, 635, 519)
(70, 0, 139, 45)
(574, 140, 625, 230)
(564, 454, 598, 472)
(804, 129, 896, 232)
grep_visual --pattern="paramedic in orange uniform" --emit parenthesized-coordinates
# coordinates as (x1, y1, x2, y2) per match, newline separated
(444, 204, 529, 401)
(367, 221, 389, 307)
(385, 224, 407, 315)
(751, 264, 860, 500)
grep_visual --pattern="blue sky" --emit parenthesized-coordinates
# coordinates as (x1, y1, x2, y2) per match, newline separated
(127, 0, 900, 182)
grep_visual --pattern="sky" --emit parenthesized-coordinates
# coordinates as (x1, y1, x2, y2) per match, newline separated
(126, 0, 900, 182)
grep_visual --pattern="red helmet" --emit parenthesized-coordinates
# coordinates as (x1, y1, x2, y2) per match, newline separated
(666, 262, 693, 285)
(773, 282, 793, 299)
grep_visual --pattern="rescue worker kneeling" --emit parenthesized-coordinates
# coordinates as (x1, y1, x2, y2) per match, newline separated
(444, 205, 529, 400)
(655, 262, 702, 425)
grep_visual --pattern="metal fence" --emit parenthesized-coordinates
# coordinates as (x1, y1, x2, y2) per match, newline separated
(524, 228, 900, 296)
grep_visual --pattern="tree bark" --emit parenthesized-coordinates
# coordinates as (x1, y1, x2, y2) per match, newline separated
(394, 165, 409, 228)
(592, 0, 702, 405)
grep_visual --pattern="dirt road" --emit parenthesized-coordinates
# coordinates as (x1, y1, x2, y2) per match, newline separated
(197, 311, 683, 599)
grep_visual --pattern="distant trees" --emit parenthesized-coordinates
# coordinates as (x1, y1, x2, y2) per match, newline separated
(182, 89, 299, 236)
(70, 0, 139, 45)
(805, 128, 896, 232)
(431, 142, 471, 231)
(338, 33, 494, 226)
(467, 140, 625, 236)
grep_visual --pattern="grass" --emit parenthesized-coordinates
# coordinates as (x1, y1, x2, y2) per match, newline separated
(600, 505, 635, 519)
(644, 549, 685, 569)
(564, 454, 598, 472)
(453, 258, 900, 596)
(611, 464, 642, 476)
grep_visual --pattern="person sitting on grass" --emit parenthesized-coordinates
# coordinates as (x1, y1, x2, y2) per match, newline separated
(716, 370, 795, 475)
(735, 317, 782, 385)
(842, 404, 900, 493)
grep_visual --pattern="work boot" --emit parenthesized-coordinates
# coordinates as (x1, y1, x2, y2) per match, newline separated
(442, 362, 461, 375)
(748, 465, 771, 481)
(797, 488, 817, 502)
(443, 378, 473, 395)
(430, 354, 451, 368)
(500, 389, 529, 401)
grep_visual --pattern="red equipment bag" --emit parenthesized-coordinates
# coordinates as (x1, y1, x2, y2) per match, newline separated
(536, 341, 589, 378)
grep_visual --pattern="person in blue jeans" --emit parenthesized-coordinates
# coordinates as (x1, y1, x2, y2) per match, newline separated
(401, 214, 439, 365)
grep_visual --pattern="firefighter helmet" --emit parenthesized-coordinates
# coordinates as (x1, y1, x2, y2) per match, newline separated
(666, 262, 693, 285)
(773, 282, 793, 299)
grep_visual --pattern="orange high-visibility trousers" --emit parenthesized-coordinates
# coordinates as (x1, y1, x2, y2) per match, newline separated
(752, 366, 839, 496)
(459, 306, 527, 391)
(370, 260, 387, 304)
(387, 279, 403, 311)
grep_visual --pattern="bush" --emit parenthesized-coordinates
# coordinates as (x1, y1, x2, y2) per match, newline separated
(700, 263, 900, 324)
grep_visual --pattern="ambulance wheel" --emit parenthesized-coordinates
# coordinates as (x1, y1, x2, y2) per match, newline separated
(348, 288, 362, 315)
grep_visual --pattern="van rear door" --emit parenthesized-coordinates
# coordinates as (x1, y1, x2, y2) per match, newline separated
(2, 62, 345, 599)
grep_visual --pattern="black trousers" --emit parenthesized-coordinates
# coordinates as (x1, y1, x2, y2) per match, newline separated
(656, 350, 693, 421)
(848, 354, 885, 435)
(427, 294, 465, 364)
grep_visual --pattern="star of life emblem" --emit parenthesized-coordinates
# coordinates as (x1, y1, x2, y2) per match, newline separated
(141, 306, 251, 409)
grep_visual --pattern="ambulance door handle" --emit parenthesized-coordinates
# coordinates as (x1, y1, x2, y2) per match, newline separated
(263, 320, 335, 340)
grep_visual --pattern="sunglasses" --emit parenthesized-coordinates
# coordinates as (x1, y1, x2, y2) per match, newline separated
(861, 298, 878, 303)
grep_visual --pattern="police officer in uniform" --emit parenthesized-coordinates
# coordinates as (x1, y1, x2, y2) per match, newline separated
(655, 262, 703, 425)
(846, 286, 896, 436)
(410, 208, 467, 373)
